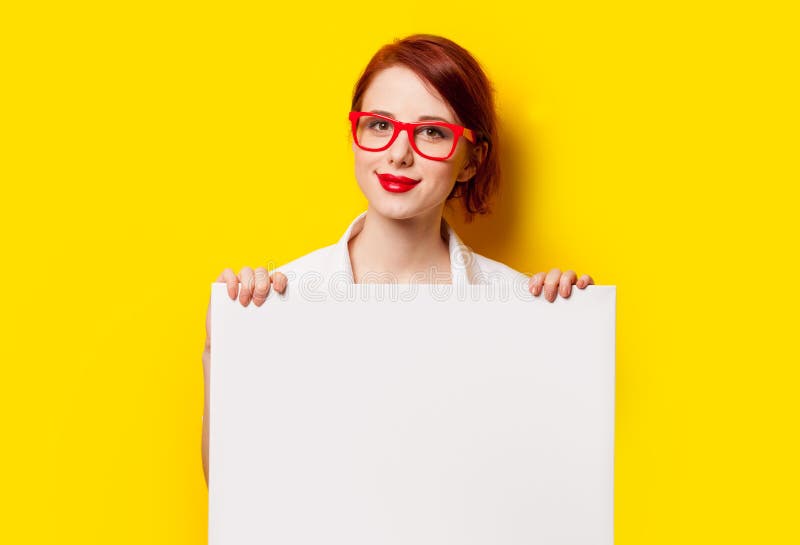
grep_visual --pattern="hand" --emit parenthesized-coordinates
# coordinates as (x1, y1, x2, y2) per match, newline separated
(201, 266, 287, 486)
(204, 266, 289, 354)
(528, 268, 594, 303)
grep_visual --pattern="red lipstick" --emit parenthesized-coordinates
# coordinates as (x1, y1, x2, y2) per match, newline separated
(377, 172, 421, 193)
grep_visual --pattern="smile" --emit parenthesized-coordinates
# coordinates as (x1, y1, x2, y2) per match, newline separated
(376, 172, 421, 193)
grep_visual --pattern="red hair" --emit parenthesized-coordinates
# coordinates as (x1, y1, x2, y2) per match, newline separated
(351, 34, 499, 222)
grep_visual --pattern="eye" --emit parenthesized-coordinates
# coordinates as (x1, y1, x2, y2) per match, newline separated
(366, 118, 393, 132)
(415, 125, 450, 140)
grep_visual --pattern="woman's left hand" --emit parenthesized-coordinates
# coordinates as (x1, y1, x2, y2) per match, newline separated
(528, 268, 594, 302)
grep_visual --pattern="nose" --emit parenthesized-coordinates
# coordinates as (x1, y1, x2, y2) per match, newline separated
(388, 127, 414, 166)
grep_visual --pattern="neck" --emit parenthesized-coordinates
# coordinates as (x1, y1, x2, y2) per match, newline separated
(348, 205, 452, 283)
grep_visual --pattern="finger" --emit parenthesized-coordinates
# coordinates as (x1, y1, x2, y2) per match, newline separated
(543, 268, 562, 303)
(528, 272, 546, 296)
(272, 271, 289, 294)
(559, 270, 578, 298)
(577, 274, 594, 288)
(217, 268, 239, 300)
(238, 267, 255, 306)
(251, 267, 272, 307)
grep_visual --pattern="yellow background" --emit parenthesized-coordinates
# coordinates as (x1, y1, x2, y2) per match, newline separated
(1, 1, 798, 543)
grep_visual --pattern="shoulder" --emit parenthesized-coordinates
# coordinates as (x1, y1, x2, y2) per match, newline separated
(471, 252, 531, 287)
(273, 244, 338, 282)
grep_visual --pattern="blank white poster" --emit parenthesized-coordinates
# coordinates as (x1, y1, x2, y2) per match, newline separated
(209, 282, 616, 545)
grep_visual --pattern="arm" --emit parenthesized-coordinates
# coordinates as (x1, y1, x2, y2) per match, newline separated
(202, 343, 210, 486)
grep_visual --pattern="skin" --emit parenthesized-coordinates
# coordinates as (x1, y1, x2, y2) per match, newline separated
(346, 65, 483, 283)
(200, 64, 594, 486)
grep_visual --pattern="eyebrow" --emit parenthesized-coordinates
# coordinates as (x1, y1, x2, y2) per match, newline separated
(368, 110, 454, 124)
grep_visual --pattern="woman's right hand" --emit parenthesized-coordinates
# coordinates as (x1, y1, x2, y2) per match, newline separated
(205, 267, 289, 356)
(202, 267, 288, 485)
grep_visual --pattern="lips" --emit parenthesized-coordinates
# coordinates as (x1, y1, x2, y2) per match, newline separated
(376, 172, 420, 193)
(378, 173, 420, 184)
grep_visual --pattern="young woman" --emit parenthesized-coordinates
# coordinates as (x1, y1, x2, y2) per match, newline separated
(201, 34, 595, 484)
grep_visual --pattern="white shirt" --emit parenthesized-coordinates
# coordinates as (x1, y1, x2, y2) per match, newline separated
(274, 211, 530, 299)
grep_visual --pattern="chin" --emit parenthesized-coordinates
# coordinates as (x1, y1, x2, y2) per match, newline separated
(357, 175, 447, 221)
(369, 199, 422, 221)
(370, 194, 450, 223)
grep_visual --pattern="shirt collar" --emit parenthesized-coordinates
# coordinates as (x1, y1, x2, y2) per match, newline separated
(334, 210, 481, 285)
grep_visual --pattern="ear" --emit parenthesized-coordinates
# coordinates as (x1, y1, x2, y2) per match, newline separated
(455, 141, 488, 182)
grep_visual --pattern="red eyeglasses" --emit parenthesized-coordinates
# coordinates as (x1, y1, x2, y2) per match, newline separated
(349, 111, 476, 161)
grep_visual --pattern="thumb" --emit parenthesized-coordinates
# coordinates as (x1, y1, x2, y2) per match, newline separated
(271, 271, 289, 294)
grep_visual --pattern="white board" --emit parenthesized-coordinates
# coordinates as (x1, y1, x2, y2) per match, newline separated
(209, 282, 616, 545)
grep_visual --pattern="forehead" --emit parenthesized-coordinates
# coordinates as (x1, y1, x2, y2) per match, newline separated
(361, 65, 458, 122)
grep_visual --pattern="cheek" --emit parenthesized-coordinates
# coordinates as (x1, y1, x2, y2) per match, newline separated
(353, 152, 374, 181)
(352, 151, 377, 191)
(427, 162, 459, 185)
(353, 147, 373, 165)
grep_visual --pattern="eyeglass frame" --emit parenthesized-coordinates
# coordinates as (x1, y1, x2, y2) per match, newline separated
(349, 111, 477, 161)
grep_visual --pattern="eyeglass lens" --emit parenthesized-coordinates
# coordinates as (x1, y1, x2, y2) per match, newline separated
(355, 115, 456, 159)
